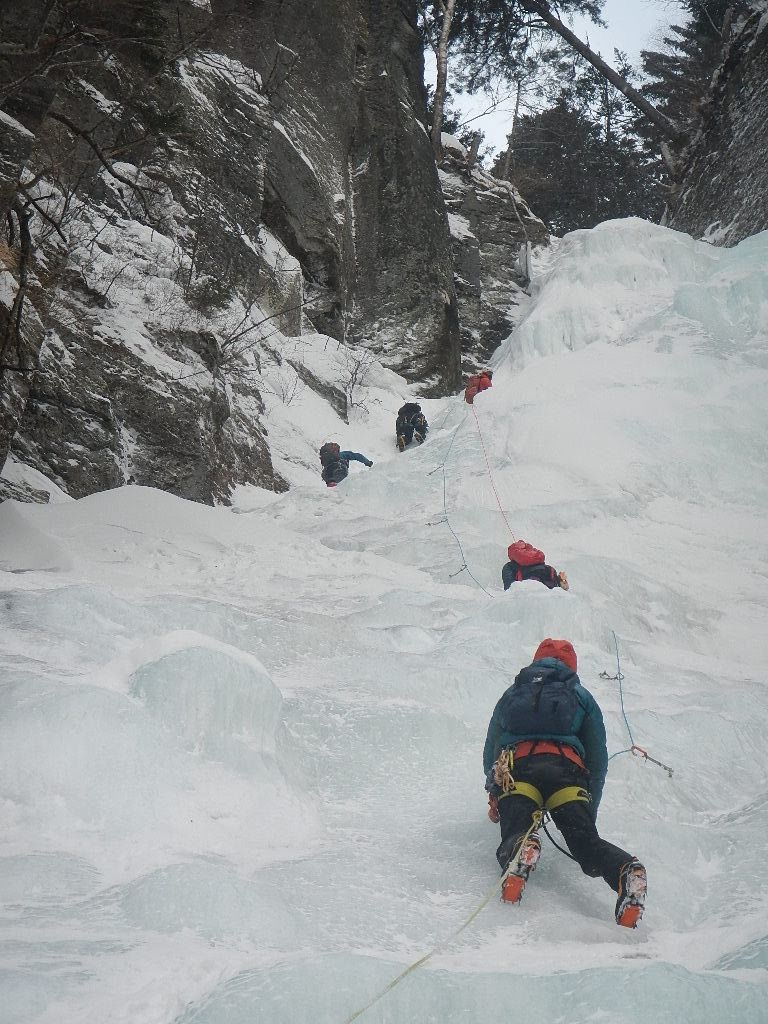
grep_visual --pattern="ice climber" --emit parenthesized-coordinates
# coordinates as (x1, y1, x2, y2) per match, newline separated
(319, 441, 373, 487)
(464, 369, 493, 404)
(483, 638, 647, 927)
(395, 402, 429, 452)
(502, 540, 569, 591)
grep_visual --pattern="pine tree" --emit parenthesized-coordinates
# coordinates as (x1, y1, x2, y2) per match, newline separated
(636, 0, 745, 161)
(494, 70, 664, 234)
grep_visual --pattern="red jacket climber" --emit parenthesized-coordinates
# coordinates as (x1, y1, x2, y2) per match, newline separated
(464, 370, 493, 404)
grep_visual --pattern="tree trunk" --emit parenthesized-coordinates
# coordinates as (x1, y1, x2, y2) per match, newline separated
(522, 0, 688, 147)
(500, 79, 522, 180)
(430, 0, 457, 161)
(466, 131, 482, 168)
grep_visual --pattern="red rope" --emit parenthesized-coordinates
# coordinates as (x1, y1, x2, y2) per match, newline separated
(470, 404, 516, 539)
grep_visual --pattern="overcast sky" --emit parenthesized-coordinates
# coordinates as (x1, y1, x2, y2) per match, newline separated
(572, 0, 684, 61)
(445, 0, 685, 156)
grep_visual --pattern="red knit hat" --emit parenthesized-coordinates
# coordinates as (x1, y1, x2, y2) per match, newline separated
(533, 638, 577, 672)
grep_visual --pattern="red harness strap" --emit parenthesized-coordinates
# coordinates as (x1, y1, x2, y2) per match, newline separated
(513, 740, 585, 769)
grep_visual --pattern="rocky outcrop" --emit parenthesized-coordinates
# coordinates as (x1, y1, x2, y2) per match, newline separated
(667, 8, 768, 245)
(0, 1, 58, 479)
(0, 476, 50, 505)
(2, 0, 468, 503)
(237, 0, 461, 394)
(439, 140, 549, 372)
(2, 1, 292, 502)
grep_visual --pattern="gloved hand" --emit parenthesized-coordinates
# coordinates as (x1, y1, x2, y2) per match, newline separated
(365, 459, 373, 467)
(487, 793, 500, 823)
(558, 571, 569, 591)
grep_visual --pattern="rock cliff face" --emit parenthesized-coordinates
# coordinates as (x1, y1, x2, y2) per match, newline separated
(1, 0, 551, 505)
(667, 7, 768, 245)
(230, 0, 462, 392)
(439, 141, 549, 373)
(1, 0, 470, 503)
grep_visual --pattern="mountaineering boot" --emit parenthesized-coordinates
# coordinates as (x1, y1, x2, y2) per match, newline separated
(615, 860, 647, 928)
(414, 430, 425, 444)
(501, 832, 541, 904)
(397, 435, 406, 452)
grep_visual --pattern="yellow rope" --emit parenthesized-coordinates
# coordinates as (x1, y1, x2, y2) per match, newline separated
(343, 811, 543, 1024)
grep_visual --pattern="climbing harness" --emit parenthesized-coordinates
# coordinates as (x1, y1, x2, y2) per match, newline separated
(493, 748, 590, 813)
(604, 630, 674, 777)
(499, 780, 591, 813)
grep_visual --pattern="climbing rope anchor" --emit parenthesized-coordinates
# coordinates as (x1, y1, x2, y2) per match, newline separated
(603, 633, 674, 777)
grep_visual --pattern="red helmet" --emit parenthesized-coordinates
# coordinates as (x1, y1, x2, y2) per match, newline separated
(533, 638, 577, 672)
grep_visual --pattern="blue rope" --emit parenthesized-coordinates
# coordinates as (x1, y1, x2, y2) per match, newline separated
(613, 629, 635, 746)
(606, 632, 674, 775)
(606, 630, 634, 762)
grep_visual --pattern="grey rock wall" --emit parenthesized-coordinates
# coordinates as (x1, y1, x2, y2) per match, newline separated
(2, 0, 467, 503)
(439, 147, 549, 373)
(241, 0, 462, 394)
(667, 9, 768, 245)
(3, 1, 289, 503)
(0, 0, 58, 475)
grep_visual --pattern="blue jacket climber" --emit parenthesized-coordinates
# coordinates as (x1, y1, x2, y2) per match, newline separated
(482, 639, 646, 928)
(483, 639, 607, 813)
(319, 442, 373, 487)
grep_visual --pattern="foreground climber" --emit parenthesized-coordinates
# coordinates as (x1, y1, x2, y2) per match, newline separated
(319, 442, 373, 487)
(464, 369, 493, 404)
(483, 639, 647, 927)
(395, 402, 429, 451)
(502, 540, 568, 591)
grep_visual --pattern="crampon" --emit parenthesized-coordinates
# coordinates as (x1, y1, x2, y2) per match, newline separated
(501, 833, 541, 904)
(615, 860, 647, 928)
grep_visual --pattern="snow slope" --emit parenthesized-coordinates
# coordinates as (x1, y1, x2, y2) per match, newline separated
(1, 219, 768, 1024)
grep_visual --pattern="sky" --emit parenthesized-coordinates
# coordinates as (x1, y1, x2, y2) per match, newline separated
(3, 217, 768, 1023)
(572, 0, 684, 62)
(443, 0, 685, 156)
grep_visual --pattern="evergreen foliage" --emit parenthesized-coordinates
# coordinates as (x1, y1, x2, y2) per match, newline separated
(636, 0, 738, 155)
(495, 92, 662, 235)
(446, 0, 605, 92)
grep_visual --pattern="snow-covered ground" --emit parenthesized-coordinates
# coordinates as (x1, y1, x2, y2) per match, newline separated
(2, 219, 768, 1023)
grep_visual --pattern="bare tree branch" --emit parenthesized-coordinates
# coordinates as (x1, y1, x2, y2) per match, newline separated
(47, 109, 157, 218)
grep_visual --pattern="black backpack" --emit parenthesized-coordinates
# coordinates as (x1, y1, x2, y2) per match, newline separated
(319, 442, 341, 467)
(398, 403, 421, 420)
(498, 664, 582, 738)
(322, 458, 349, 484)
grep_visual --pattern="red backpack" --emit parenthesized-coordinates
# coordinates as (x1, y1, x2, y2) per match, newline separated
(507, 540, 545, 566)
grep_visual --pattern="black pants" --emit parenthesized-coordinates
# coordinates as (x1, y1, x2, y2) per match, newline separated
(396, 414, 427, 443)
(496, 754, 632, 892)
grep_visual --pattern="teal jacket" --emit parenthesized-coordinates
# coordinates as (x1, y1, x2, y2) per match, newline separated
(482, 657, 608, 815)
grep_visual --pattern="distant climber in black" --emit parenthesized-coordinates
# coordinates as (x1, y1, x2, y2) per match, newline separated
(319, 441, 373, 487)
(395, 403, 429, 452)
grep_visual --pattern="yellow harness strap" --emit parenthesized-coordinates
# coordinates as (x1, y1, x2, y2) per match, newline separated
(545, 785, 591, 812)
(499, 780, 543, 805)
(498, 782, 591, 812)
